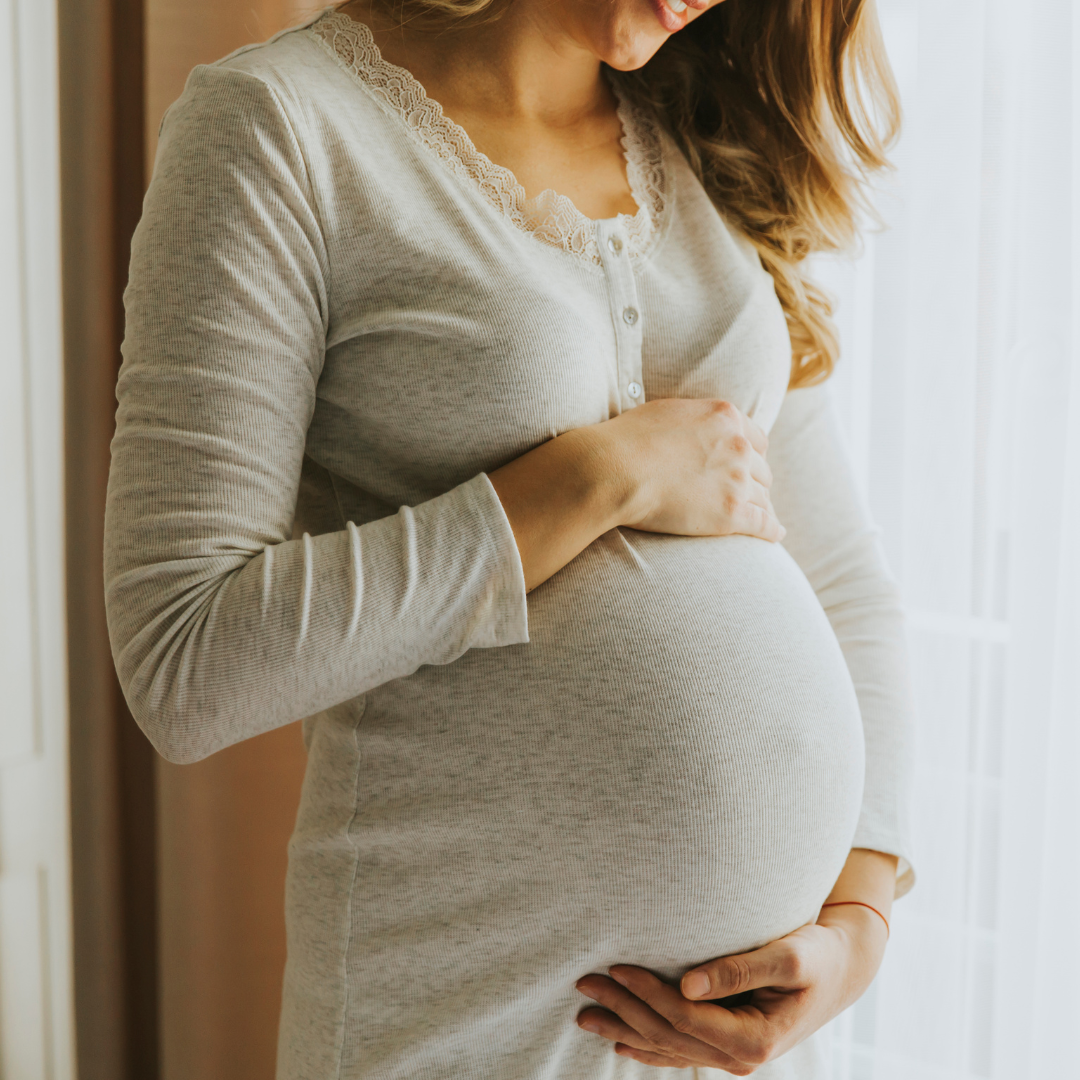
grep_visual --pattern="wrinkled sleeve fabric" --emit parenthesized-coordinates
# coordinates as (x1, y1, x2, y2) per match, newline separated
(104, 64, 529, 765)
(768, 384, 916, 897)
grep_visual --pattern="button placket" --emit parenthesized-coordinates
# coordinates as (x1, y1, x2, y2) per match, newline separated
(596, 219, 645, 413)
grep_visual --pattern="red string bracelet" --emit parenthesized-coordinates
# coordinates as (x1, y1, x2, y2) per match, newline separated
(819, 901, 890, 938)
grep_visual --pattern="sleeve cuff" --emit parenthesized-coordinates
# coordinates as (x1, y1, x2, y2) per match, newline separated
(851, 825, 916, 900)
(462, 472, 529, 650)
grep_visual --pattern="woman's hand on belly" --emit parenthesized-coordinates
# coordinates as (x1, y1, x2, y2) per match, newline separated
(574, 917, 886, 1073)
(573, 849, 897, 1073)
(490, 398, 783, 591)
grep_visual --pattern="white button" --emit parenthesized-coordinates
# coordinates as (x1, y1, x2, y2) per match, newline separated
(627, 381, 642, 399)
(607, 235, 624, 254)
(622, 307, 639, 326)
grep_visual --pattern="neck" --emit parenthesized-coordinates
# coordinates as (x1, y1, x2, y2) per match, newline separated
(342, 0, 611, 126)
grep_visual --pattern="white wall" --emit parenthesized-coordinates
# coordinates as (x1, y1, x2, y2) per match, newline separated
(0, 0, 75, 1073)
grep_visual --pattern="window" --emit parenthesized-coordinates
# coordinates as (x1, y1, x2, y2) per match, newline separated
(823, 2, 1080, 1076)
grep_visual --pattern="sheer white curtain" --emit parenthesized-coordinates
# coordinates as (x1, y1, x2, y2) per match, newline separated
(818, 1, 1080, 1077)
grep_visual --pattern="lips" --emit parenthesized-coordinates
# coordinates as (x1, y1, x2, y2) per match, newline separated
(647, 0, 710, 34)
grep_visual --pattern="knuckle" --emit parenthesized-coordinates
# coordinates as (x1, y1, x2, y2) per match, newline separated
(729, 434, 750, 455)
(729, 467, 747, 485)
(782, 942, 808, 982)
(647, 1033, 680, 1056)
(713, 399, 738, 418)
(721, 956, 754, 994)
(703, 1050, 741, 1071)
(670, 1014, 697, 1037)
(742, 1043, 772, 1067)
(722, 491, 740, 517)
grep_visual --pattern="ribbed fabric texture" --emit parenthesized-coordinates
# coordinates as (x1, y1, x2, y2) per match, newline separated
(104, 10, 915, 1079)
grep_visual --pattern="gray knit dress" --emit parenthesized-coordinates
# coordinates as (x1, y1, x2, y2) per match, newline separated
(104, 9, 915, 1079)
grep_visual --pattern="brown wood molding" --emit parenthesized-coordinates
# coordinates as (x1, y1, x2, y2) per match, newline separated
(58, 0, 159, 1072)
(61, 1, 312, 1075)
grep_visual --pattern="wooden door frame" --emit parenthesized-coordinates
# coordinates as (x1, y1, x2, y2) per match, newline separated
(57, 0, 160, 1072)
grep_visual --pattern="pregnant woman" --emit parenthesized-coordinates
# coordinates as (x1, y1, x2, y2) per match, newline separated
(105, 0, 915, 1075)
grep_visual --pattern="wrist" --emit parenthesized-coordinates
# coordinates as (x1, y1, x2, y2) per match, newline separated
(824, 849, 897, 922)
(816, 904, 890, 963)
(566, 423, 646, 532)
(819, 900, 890, 935)
(810, 910, 888, 1011)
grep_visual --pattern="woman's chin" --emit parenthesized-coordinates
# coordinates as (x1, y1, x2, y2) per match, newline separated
(583, 7, 672, 72)
(602, 47, 665, 74)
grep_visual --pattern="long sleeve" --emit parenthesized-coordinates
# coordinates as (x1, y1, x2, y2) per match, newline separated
(104, 64, 528, 765)
(768, 384, 916, 896)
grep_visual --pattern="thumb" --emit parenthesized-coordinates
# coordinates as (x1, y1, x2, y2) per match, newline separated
(681, 939, 803, 1001)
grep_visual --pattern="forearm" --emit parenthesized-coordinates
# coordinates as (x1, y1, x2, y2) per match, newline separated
(769, 388, 916, 887)
(489, 397, 781, 592)
(824, 848, 897, 916)
(816, 847, 897, 950)
(488, 426, 630, 592)
(107, 475, 528, 763)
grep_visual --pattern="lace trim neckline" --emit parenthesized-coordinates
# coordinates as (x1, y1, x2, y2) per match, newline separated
(308, 8, 668, 265)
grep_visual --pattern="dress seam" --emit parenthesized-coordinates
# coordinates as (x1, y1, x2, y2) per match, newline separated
(333, 694, 369, 1080)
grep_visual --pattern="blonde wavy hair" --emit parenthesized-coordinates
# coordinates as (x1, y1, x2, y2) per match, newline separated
(363, 0, 900, 388)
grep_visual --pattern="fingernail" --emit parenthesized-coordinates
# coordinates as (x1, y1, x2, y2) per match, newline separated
(683, 971, 711, 999)
(609, 969, 629, 987)
(576, 985, 599, 1000)
(579, 1019, 600, 1033)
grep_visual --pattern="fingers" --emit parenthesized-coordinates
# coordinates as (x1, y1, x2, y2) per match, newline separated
(746, 481, 772, 512)
(739, 411, 769, 456)
(621, 396, 779, 539)
(726, 407, 771, 490)
(738, 501, 786, 543)
(577, 1007, 683, 1059)
(613, 1043, 698, 1068)
(603, 965, 780, 1073)
(706, 399, 768, 462)
(744, 484, 785, 541)
(681, 938, 812, 1002)
(575, 973, 745, 1072)
(577, 962, 813, 1075)
(576, 975, 692, 1058)
(748, 451, 773, 489)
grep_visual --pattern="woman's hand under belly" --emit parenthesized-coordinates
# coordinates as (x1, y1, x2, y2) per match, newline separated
(573, 851, 898, 1073)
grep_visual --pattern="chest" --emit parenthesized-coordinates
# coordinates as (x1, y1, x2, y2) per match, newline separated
(304, 105, 792, 501)
(438, 111, 640, 221)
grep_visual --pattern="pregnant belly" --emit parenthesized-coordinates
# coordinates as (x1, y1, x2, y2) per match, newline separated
(348, 529, 864, 984)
